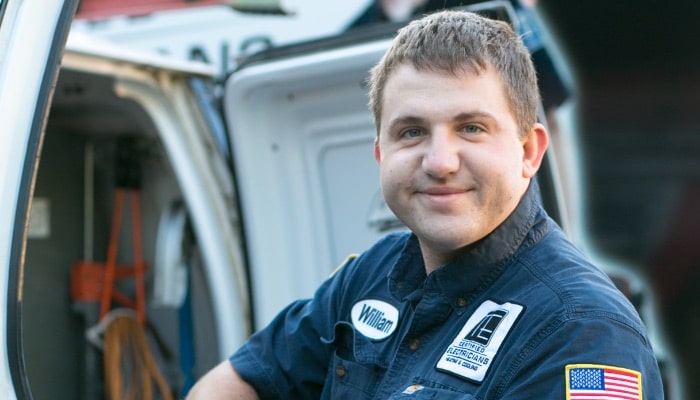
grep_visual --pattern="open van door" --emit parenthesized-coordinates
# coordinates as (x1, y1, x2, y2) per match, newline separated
(0, 1, 79, 398)
(2, 1, 250, 399)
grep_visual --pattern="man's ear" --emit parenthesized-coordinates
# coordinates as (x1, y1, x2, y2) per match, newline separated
(522, 123, 549, 179)
(374, 137, 381, 163)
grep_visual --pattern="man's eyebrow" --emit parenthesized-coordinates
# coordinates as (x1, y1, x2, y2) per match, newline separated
(387, 112, 497, 130)
(386, 115, 427, 133)
(453, 111, 498, 122)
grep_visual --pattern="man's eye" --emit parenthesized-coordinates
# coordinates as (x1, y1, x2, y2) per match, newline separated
(460, 124, 483, 134)
(401, 128, 423, 138)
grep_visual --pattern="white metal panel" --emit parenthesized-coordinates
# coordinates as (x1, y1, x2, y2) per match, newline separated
(0, 0, 74, 398)
(224, 39, 405, 329)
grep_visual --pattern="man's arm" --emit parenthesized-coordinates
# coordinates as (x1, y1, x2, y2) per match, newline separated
(186, 361, 259, 400)
(496, 317, 664, 399)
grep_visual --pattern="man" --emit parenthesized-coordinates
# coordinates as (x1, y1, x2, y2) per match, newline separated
(188, 10, 663, 399)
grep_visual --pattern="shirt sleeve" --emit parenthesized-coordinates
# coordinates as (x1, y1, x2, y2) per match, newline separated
(494, 316, 665, 399)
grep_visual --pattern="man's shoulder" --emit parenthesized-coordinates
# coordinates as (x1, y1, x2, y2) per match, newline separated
(358, 230, 414, 265)
(331, 230, 412, 279)
(514, 232, 646, 332)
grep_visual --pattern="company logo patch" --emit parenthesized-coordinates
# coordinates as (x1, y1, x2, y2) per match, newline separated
(351, 299, 399, 340)
(436, 300, 523, 382)
(566, 364, 642, 400)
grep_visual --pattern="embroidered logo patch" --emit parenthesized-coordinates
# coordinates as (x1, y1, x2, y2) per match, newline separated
(436, 300, 523, 382)
(566, 364, 642, 400)
(351, 299, 399, 340)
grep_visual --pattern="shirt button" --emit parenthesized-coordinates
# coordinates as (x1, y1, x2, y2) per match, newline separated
(408, 338, 420, 351)
(335, 365, 346, 378)
(457, 297, 466, 307)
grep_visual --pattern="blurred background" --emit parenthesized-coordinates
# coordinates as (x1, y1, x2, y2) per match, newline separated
(542, 3, 700, 399)
(538, 5, 700, 400)
(71, 0, 700, 398)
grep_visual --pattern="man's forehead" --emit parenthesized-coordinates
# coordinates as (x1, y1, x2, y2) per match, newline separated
(378, 64, 514, 132)
(382, 64, 504, 104)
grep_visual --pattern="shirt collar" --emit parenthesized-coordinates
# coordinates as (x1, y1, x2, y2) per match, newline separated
(389, 180, 545, 310)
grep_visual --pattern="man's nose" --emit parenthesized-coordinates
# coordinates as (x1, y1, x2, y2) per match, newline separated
(422, 131, 460, 178)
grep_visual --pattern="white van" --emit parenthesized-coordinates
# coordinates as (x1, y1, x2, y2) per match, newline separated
(0, 1, 676, 399)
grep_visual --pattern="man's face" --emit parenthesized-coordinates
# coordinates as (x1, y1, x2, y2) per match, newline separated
(374, 64, 544, 271)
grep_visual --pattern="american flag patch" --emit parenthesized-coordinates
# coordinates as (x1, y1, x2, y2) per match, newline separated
(566, 364, 642, 400)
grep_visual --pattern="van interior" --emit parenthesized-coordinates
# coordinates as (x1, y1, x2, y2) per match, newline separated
(24, 67, 221, 400)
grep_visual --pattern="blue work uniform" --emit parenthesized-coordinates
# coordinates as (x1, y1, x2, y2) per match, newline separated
(230, 183, 664, 399)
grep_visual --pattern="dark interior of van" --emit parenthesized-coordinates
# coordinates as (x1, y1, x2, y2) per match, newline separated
(23, 68, 220, 400)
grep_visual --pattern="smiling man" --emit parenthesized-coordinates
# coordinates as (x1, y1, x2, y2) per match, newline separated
(188, 10, 663, 399)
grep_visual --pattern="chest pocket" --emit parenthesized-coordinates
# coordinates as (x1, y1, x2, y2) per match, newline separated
(322, 322, 390, 399)
(387, 389, 475, 399)
(386, 380, 475, 399)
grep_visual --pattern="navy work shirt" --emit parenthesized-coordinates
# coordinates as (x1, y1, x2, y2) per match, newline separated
(230, 183, 664, 399)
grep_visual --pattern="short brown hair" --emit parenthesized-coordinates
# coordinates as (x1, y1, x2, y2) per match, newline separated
(368, 10, 539, 136)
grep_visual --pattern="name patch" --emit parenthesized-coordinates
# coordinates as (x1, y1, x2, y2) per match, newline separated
(351, 299, 399, 340)
(437, 300, 523, 382)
